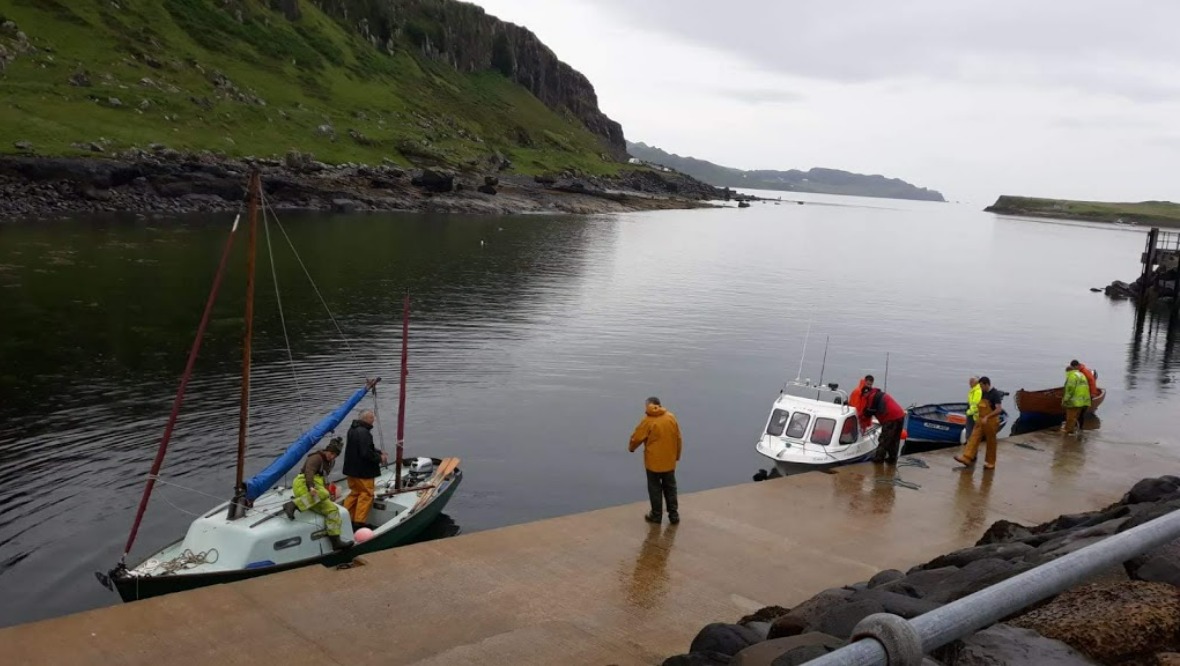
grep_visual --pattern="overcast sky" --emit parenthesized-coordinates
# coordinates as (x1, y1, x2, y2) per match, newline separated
(472, 0, 1179, 203)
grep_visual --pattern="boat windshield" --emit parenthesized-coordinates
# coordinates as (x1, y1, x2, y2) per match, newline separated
(839, 416, 859, 444)
(766, 408, 790, 436)
(810, 417, 836, 445)
(785, 412, 811, 439)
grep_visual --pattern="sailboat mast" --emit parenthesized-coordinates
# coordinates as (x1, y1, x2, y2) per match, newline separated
(394, 294, 409, 490)
(230, 170, 261, 519)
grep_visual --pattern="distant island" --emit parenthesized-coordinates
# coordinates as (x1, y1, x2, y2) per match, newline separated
(627, 142, 946, 202)
(985, 196, 1180, 228)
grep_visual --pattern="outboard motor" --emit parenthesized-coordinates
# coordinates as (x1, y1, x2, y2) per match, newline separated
(405, 457, 434, 486)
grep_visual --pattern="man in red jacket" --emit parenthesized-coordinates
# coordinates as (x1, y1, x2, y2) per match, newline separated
(858, 375, 907, 464)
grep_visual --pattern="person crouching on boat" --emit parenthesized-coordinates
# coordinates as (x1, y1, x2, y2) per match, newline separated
(343, 410, 386, 530)
(283, 438, 351, 550)
(858, 375, 906, 465)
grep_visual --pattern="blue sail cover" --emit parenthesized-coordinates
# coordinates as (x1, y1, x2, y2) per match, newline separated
(244, 386, 370, 501)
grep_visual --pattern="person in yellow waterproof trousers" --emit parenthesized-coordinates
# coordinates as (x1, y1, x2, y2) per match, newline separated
(1062, 362, 1092, 435)
(955, 377, 1004, 470)
(283, 438, 350, 550)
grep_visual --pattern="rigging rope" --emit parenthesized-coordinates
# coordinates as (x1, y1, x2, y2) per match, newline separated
(262, 202, 308, 430)
(259, 188, 357, 360)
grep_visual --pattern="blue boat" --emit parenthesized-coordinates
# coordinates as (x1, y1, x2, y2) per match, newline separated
(905, 402, 1010, 446)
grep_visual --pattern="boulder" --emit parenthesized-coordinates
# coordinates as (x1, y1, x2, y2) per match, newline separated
(411, 169, 455, 193)
(737, 606, 790, 625)
(1104, 280, 1138, 298)
(879, 566, 960, 599)
(331, 199, 362, 212)
(923, 542, 1035, 570)
(868, 569, 905, 589)
(1123, 477, 1180, 505)
(850, 589, 942, 619)
(1009, 581, 1180, 663)
(662, 652, 732, 666)
(976, 520, 1032, 546)
(106, 97, 123, 108)
(477, 184, 497, 195)
(816, 599, 885, 639)
(924, 558, 1029, 604)
(743, 622, 771, 641)
(13, 140, 33, 152)
(69, 70, 91, 87)
(731, 633, 845, 666)
(314, 124, 336, 139)
(766, 615, 808, 640)
(1157, 653, 1180, 666)
(947, 624, 1099, 665)
(484, 175, 499, 187)
(689, 623, 763, 658)
(782, 588, 854, 628)
(534, 173, 557, 185)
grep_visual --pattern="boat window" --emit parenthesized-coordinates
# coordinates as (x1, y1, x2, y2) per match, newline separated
(766, 408, 790, 436)
(785, 412, 811, 439)
(273, 537, 302, 551)
(839, 417, 859, 445)
(810, 418, 836, 445)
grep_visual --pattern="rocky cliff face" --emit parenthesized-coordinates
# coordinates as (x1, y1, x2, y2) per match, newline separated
(310, 0, 626, 159)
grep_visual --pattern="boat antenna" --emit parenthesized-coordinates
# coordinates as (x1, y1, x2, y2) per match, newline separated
(229, 169, 262, 521)
(883, 352, 890, 393)
(817, 336, 830, 398)
(394, 293, 410, 490)
(795, 314, 814, 382)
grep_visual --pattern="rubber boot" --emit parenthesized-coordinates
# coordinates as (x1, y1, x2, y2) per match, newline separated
(328, 534, 353, 551)
(282, 501, 297, 520)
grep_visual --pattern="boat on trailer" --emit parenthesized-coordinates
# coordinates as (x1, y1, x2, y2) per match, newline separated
(905, 402, 1010, 447)
(98, 172, 461, 602)
(755, 379, 881, 476)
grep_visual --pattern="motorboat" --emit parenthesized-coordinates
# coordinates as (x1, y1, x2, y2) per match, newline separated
(755, 380, 880, 475)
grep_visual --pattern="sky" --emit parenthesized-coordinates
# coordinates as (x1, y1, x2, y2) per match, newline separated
(471, 0, 1180, 204)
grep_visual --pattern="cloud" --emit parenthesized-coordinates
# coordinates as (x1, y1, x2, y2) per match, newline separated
(471, 0, 1180, 203)
(720, 88, 805, 105)
(587, 0, 1180, 102)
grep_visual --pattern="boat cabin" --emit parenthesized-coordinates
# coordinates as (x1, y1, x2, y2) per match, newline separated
(763, 382, 861, 446)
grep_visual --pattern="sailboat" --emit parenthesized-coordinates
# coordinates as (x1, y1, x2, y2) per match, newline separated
(97, 171, 462, 602)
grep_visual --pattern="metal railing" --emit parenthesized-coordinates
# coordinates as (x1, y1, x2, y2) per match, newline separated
(809, 505, 1180, 665)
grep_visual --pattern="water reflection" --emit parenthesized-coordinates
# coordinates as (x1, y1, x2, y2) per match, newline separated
(952, 468, 994, 539)
(832, 466, 897, 516)
(1127, 307, 1178, 391)
(620, 523, 678, 611)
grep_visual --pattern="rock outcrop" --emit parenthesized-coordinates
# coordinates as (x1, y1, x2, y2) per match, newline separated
(313, 0, 626, 158)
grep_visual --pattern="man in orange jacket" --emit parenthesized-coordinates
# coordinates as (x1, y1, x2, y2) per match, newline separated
(629, 396, 683, 524)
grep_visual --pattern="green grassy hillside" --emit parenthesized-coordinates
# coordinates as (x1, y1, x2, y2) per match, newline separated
(0, 0, 621, 174)
(985, 196, 1180, 228)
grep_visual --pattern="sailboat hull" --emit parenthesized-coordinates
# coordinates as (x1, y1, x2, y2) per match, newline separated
(110, 467, 462, 602)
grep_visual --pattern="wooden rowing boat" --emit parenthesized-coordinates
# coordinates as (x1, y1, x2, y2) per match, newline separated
(1014, 387, 1106, 417)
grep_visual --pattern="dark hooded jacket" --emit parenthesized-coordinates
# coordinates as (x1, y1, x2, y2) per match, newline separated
(343, 419, 381, 479)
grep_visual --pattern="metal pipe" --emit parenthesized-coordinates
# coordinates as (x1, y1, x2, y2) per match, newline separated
(810, 505, 1180, 666)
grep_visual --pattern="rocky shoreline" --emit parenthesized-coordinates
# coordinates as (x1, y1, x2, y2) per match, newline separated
(666, 475, 1180, 665)
(0, 150, 726, 219)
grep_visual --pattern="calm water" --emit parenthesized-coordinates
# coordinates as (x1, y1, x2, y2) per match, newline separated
(0, 192, 1176, 627)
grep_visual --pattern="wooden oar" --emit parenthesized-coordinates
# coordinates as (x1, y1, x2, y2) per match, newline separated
(410, 457, 460, 513)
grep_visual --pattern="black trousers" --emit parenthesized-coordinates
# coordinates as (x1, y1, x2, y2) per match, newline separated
(646, 470, 678, 517)
(874, 420, 904, 462)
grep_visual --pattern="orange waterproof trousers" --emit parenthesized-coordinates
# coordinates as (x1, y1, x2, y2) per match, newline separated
(344, 477, 376, 524)
(961, 399, 999, 467)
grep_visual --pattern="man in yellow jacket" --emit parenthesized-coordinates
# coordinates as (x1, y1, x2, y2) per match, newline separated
(1062, 362, 1092, 436)
(965, 376, 981, 442)
(629, 396, 683, 525)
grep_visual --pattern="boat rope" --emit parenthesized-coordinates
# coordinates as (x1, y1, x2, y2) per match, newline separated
(262, 202, 308, 430)
(157, 548, 220, 575)
(372, 384, 389, 459)
(259, 188, 357, 361)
